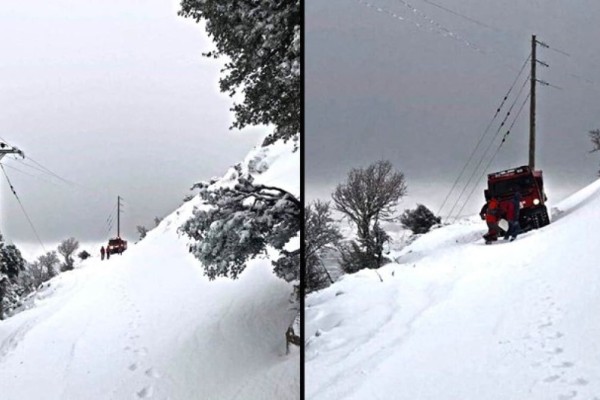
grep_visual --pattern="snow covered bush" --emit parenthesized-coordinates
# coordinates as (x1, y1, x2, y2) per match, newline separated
(339, 223, 391, 273)
(305, 201, 342, 293)
(181, 169, 300, 283)
(179, 0, 300, 146)
(58, 237, 79, 271)
(400, 204, 442, 235)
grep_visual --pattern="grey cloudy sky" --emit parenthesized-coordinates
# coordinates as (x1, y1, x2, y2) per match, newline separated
(0, 0, 265, 254)
(307, 0, 600, 218)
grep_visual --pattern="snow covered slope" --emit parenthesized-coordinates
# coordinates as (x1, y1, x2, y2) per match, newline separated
(0, 139, 299, 400)
(307, 178, 600, 400)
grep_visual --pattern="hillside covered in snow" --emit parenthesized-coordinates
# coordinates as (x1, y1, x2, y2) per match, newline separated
(0, 138, 300, 400)
(307, 178, 600, 400)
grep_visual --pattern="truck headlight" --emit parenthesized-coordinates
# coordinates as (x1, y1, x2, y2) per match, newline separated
(533, 198, 540, 205)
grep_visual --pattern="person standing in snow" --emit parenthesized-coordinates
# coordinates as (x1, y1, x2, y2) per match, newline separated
(483, 197, 502, 243)
(503, 192, 521, 241)
(100, 246, 105, 261)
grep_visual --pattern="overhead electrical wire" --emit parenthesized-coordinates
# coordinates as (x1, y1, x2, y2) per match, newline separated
(437, 54, 530, 216)
(445, 72, 531, 220)
(356, 0, 485, 54)
(1, 164, 46, 252)
(417, 0, 500, 31)
(453, 92, 531, 220)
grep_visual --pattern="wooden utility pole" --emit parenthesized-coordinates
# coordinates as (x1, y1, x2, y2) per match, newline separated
(529, 35, 537, 169)
(117, 195, 122, 238)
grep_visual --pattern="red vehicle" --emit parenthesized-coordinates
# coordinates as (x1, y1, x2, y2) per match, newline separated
(484, 165, 550, 231)
(107, 237, 127, 255)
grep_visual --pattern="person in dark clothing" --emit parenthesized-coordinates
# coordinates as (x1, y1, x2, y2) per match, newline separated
(479, 203, 488, 220)
(100, 246, 106, 261)
(504, 192, 521, 241)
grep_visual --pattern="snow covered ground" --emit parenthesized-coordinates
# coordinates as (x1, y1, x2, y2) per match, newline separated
(0, 139, 300, 400)
(307, 178, 600, 400)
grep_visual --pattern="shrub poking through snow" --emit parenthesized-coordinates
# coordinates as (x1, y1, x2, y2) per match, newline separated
(400, 204, 442, 235)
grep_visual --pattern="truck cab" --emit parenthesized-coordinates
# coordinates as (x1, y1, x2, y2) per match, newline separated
(484, 165, 550, 231)
(107, 237, 127, 255)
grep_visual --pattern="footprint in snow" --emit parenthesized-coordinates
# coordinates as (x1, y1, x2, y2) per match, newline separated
(557, 391, 577, 400)
(544, 375, 561, 383)
(136, 386, 154, 398)
(549, 347, 564, 355)
(554, 361, 574, 368)
(571, 378, 588, 386)
(145, 368, 161, 378)
(128, 363, 138, 371)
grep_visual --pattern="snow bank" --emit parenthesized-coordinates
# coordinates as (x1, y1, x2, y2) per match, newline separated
(0, 138, 299, 400)
(307, 178, 600, 400)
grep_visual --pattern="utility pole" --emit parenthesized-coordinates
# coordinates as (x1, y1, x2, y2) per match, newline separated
(529, 34, 537, 170)
(0, 142, 24, 162)
(117, 195, 123, 238)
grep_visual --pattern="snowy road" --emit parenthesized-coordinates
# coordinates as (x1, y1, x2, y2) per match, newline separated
(307, 179, 600, 400)
(0, 139, 300, 400)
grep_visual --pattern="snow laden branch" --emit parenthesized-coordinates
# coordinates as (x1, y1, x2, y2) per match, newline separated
(181, 170, 300, 283)
(179, 0, 301, 146)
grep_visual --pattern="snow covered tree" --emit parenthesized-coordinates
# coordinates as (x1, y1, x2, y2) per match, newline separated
(400, 204, 441, 234)
(333, 160, 406, 271)
(305, 201, 342, 293)
(181, 167, 300, 282)
(37, 251, 59, 280)
(137, 225, 148, 241)
(0, 234, 26, 319)
(58, 238, 79, 272)
(179, 0, 300, 146)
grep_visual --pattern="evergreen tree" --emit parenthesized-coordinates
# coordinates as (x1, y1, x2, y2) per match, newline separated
(0, 234, 26, 319)
(179, 0, 300, 146)
(181, 167, 300, 282)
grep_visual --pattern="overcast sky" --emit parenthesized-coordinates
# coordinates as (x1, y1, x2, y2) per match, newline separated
(0, 0, 265, 256)
(307, 0, 600, 219)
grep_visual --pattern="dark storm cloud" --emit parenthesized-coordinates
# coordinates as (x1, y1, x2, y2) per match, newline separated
(0, 0, 264, 254)
(307, 0, 600, 216)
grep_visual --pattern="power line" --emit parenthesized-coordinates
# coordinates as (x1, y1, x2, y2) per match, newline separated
(438, 54, 530, 216)
(446, 72, 530, 220)
(357, 0, 485, 54)
(417, 0, 500, 31)
(1, 165, 46, 252)
(453, 92, 531, 220)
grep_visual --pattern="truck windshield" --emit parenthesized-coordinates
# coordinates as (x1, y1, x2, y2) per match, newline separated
(491, 176, 534, 196)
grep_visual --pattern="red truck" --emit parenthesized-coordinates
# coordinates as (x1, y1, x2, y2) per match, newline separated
(484, 165, 550, 231)
(107, 237, 127, 255)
